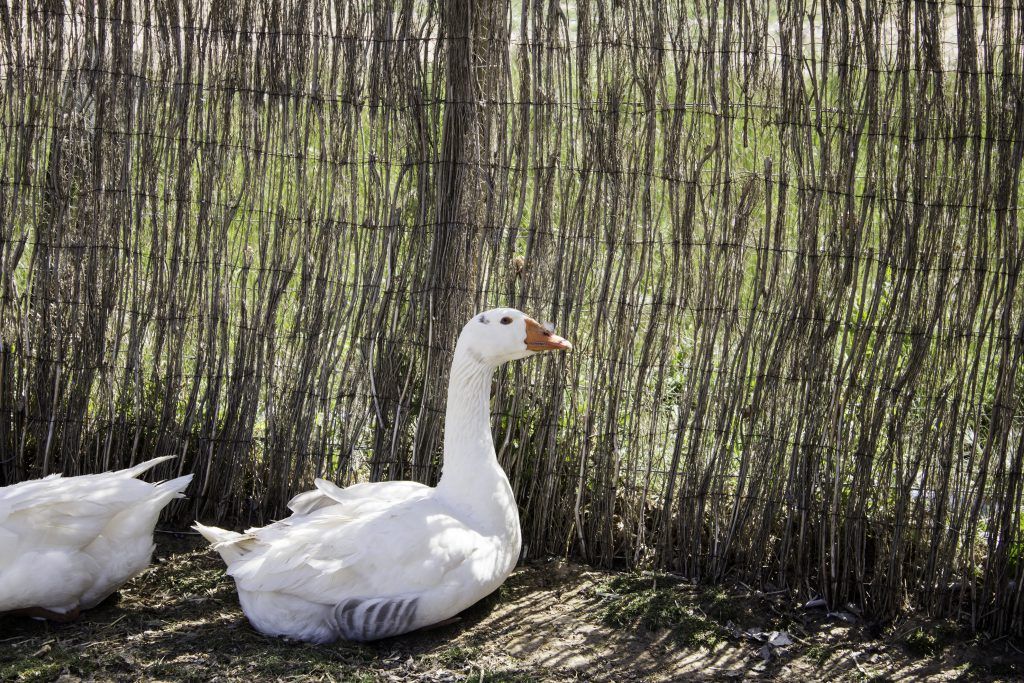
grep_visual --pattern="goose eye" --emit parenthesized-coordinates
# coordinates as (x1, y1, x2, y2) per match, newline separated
(500, 316, 513, 325)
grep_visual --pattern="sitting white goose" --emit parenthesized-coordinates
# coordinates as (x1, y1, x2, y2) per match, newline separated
(0, 455, 193, 620)
(195, 308, 572, 643)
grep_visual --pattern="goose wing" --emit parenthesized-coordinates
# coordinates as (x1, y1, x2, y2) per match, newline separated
(224, 488, 484, 604)
(285, 478, 430, 515)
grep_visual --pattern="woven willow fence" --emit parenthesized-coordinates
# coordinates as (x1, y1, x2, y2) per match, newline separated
(1, 0, 1022, 634)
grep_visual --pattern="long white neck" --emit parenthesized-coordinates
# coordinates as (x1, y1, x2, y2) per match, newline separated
(435, 344, 519, 538)
(440, 346, 495, 467)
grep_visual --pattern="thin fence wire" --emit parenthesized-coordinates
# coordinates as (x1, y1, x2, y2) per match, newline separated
(0, 0, 1022, 636)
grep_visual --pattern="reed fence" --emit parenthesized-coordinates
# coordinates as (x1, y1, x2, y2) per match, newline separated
(1, 0, 1022, 635)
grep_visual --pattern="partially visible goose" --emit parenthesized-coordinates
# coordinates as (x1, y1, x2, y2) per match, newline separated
(0, 456, 193, 620)
(195, 308, 572, 643)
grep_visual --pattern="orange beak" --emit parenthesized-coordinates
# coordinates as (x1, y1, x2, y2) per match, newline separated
(524, 317, 573, 352)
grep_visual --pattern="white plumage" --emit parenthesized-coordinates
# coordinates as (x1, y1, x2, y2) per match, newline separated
(196, 307, 572, 643)
(0, 456, 193, 618)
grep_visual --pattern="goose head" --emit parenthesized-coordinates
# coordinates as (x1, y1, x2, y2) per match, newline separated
(456, 307, 572, 367)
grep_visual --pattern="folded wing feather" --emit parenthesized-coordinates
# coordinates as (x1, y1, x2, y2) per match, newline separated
(223, 490, 482, 606)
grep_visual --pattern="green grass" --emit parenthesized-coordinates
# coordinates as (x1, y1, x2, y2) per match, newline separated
(700, 586, 757, 624)
(600, 573, 721, 648)
(476, 669, 536, 683)
(901, 627, 941, 656)
(0, 644, 122, 682)
(436, 645, 480, 667)
(900, 621, 968, 659)
(803, 642, 833, 666)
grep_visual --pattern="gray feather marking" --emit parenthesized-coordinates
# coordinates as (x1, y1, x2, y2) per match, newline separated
(361, 601, 381, 641)
(334, 596, 420, 641)
(340, 598, 362, 637)
(392, 597, 419, 638)
(398, 598, 418, 629)
(376, 600, 395, 630)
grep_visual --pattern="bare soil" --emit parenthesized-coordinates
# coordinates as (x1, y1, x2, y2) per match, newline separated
(1, 533, 1020, 682)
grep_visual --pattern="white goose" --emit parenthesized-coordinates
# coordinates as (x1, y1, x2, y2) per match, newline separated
(0, 455, 193, 619)
(195, 308, 571, 643)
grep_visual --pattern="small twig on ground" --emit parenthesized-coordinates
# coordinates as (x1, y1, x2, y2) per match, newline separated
(850, 653, 870, 677)
(100, 614, 128, 630)
(31, 640, 55, 657)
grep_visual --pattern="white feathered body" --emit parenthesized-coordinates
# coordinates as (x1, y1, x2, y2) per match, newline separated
(195, 475, 522, 643)
(0, 456, 193, 615)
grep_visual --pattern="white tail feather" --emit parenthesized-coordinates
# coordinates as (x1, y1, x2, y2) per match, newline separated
(121, 455, 178, 479)
(156, 473, 193, 499)
(193, 522, 254, 564)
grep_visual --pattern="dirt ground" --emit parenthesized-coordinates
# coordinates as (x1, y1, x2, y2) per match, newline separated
(1, 533, 1021, 682)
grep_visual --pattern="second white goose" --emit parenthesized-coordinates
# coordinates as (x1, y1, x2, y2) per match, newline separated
(0, 456, 193, 620)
